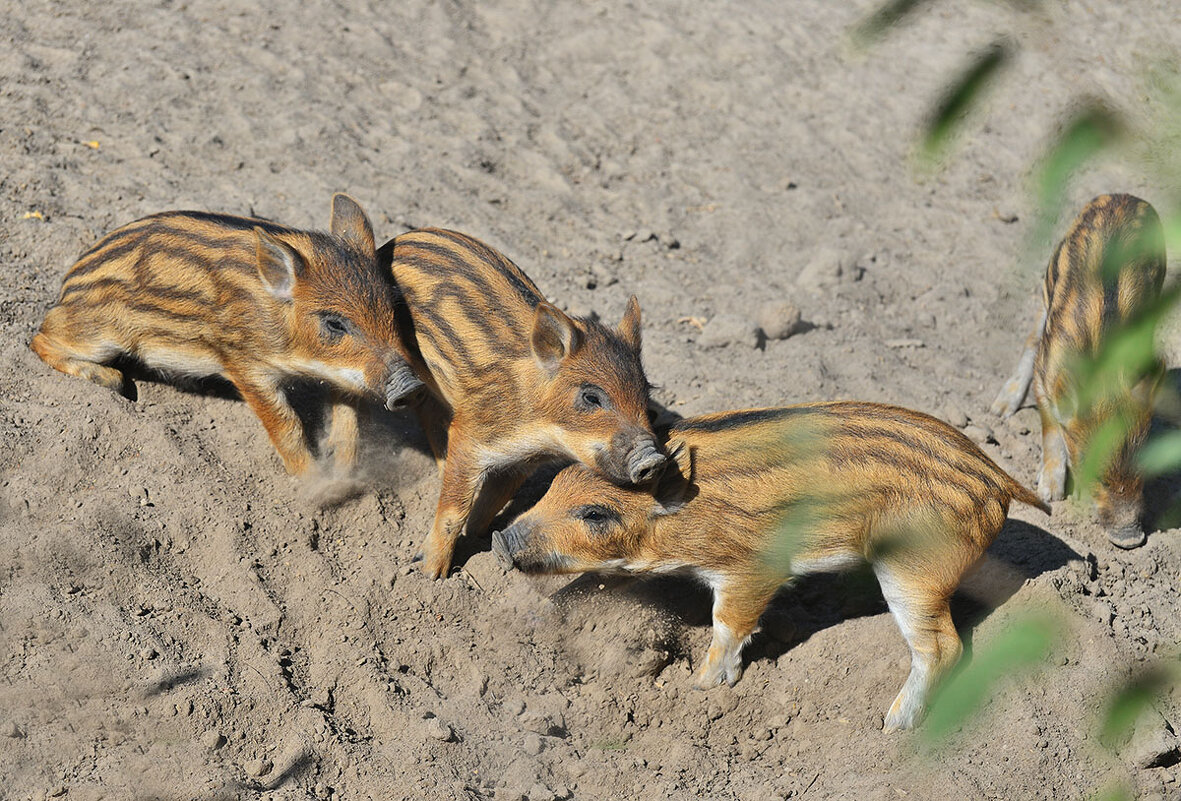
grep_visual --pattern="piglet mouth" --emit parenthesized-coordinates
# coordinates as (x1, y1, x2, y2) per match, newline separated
(384, 364, 425, 410)
(626, 442, 666, 484)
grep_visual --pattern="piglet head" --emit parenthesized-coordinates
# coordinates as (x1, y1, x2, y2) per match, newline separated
(255, 193, 423, 406)
(493, 440, 693, 574)
(529, 297, 665, 485)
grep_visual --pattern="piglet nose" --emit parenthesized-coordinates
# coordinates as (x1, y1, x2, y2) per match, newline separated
(1108, 524, 1146, 550)
(491, 529, 516, 567)
(384, 362, 425, 410)
(628, 443, 666, 483)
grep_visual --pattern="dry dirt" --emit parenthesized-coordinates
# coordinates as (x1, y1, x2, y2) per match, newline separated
(3, 1, 1181, 799)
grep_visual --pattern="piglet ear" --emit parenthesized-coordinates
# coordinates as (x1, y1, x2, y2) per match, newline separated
(330, 193, 376, 255)
(619, 295, 642, 350)
(532, 302, 583, 370)
(653, 439, 693, 516)
(254, 227, 304, 301)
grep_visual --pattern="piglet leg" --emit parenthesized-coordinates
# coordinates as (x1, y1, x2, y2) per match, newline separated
(990, 314, 1043, 419)
(325, 391, 364, 474)
(230, 370, 313, 476)
(875, 564, 962, 733)
(1037, 407, 1069, 503)
(31, 326, 128, 395)
(420, 425, 485, 579)
(694, 578, 779, 689)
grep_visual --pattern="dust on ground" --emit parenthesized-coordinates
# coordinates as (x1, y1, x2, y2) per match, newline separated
(2, 1, 1180, 799)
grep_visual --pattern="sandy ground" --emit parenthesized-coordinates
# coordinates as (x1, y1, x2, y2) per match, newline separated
(2, 1, 1181, 799)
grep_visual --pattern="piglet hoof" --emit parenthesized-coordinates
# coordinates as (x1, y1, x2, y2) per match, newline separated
(692, 660, 742, 690)
(491, 530, 514, 568)
(882, 696, 923, 733)
(882, 711, 908, 734)
(385, 366, 426, 410)
(418, 543, 453, 580)
(988, 395, 1012, 420)
(1036, 466, 1066, 504)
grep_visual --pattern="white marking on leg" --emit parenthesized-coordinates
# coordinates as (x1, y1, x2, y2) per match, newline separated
(874, 564, 933, 732)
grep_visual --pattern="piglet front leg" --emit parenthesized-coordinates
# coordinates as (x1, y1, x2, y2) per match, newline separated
(693, 578, 779, 689)
(419, 423, 485, 579)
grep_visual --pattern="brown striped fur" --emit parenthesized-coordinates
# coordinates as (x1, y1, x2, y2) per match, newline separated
(378, 229, 662, 579)
(991, 194, 1165, 548)
(32, 194, 420, 476)
(492, 402, 1048, 732)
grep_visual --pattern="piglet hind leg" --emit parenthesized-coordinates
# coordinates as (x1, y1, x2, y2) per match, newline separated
(693, 579, 780, 690)
(990, 319, 1042, 419)
(31, 322, 128, 396)
(874, 564, 962, 733)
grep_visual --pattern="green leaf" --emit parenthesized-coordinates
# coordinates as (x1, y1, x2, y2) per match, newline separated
(1099, 665, 1176, 749)
(1071, 413, 1133, 498)
(919, 41, 1010, 162)
(1029, 104, 1123, 258)
(923, 613, 1058, 743)
(851, 0, 932, 45)
(1135, 430, 1181, 477)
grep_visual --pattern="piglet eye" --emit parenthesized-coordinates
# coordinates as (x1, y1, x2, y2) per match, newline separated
(574, 505, 618, 528)
(577, 384, 607, 411)
(319, 313, 350, 341)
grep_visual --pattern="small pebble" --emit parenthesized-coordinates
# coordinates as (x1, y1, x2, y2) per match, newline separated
(962, 424, 995, 444)
(943, 404, 969, 429)
(797, 247, 849, 291)
(244, 757, 273, 777)
(140, 647, 158, 660)
(201, 730, 226, 750)
(756, 301, 802, 341)
(527, 784, 558, 801)
(3, 721, 21, 738)
(523, 733, 544, 755)
(426, 718, 453, 742)
(520, 712, 560, 736)
(699, 314, 760, 349)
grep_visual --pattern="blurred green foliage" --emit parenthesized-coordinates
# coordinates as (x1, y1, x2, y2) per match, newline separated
(842, 0, 1181, 781)
(919, 40, 1011, 164)
(922, 611, 1059, 744)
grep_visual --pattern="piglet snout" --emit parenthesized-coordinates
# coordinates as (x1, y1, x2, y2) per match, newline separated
(1108, 523, 1146, 550)
(627, 441, 666, 483)
(385, 362, 425, 410)
(491, 527, 520, 568)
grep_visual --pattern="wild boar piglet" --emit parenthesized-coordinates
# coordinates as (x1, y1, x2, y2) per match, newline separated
(33, 194, 421, 475)
(494, 402, 1049, 732)
(992, 193, 1166, 549)
(379, 229, 663, 579)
